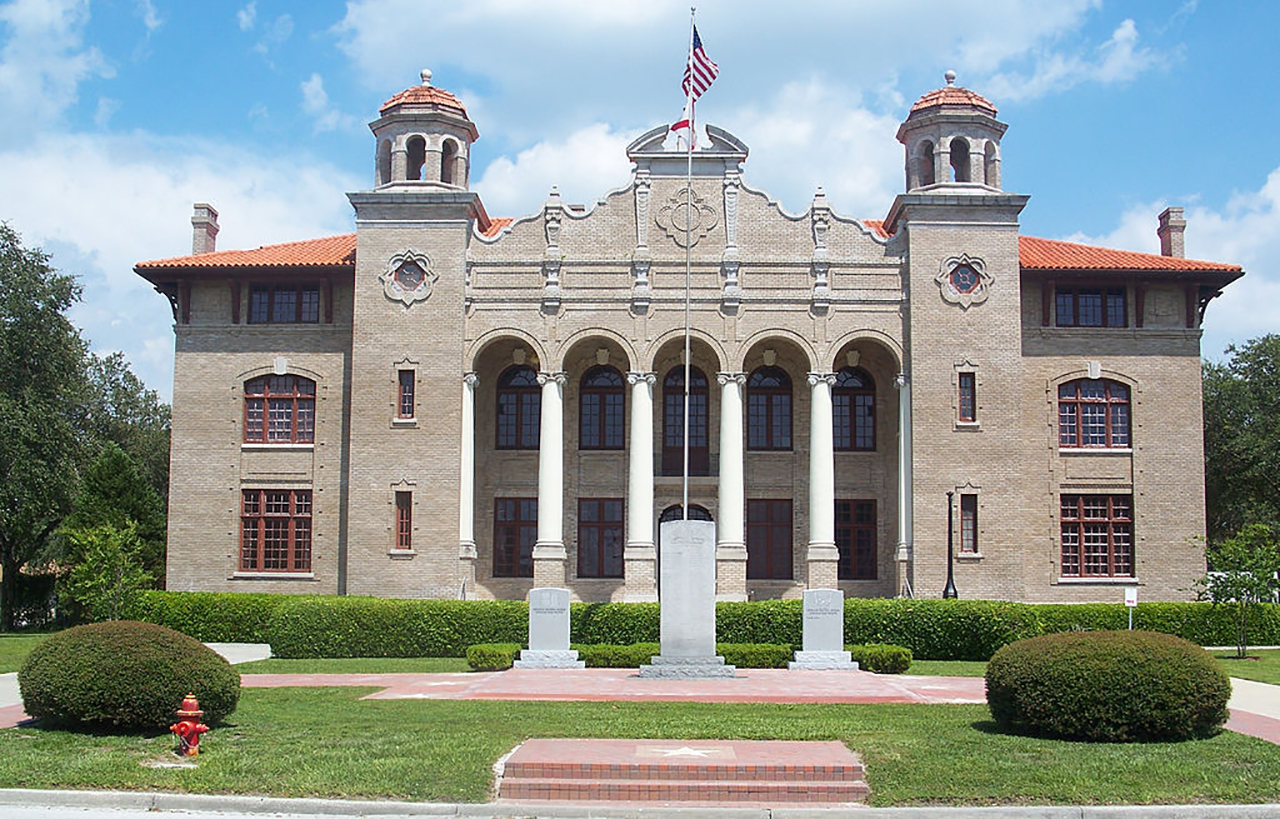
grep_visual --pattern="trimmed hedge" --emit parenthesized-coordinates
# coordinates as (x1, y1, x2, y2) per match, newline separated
(574, 643, 659, 668)
(847, 643, 912, 674)
(986, 631, 1230, 742)
(125, 591, 1280, 662)
(466, 643, 521, 671)
(124, 591, 290, 643)
(19, 621, 240, 730)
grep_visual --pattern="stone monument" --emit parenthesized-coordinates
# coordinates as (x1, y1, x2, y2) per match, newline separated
(638, 519, 735, 677)
(514, 587, 584, 668)
(789, 588, 859, 670)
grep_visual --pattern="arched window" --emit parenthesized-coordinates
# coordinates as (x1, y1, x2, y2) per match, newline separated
(440, 140, 457, 185)
(747, 366, 792, 451)
(663, 366, 709, 475)
(244, 375, 315, 443)
(833, 367, 875, 451)
(496, 365, 540, 449)
(377, 139, 392, 186)
(1058, 379, 1130, 448)
(918, 141, 935, 187)
(406, 136, 426, 181)
(579, 365, 624, 450)
(950, 137, 970, 182)
(983, 141, 999, 188)
(659, 504, 713, 524)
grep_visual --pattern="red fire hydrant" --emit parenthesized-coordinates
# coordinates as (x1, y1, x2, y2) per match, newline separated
(170, 693, 209, 757)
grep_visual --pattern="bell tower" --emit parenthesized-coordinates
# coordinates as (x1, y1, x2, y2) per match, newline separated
(370, 69, 478, 189)
(897, 70, 1006, 192)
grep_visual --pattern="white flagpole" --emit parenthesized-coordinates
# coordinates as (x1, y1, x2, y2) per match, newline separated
(682, 7, 695, 520)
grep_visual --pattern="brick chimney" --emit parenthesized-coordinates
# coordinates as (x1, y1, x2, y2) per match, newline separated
(1157, 206, 1185, 258)
(191, 203, 219, 254)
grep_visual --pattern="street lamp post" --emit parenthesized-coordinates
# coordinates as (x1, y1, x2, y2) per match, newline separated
(943, 491, 958, 599)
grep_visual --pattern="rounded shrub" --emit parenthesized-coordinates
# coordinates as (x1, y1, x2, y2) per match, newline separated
(985, 630, 1229, 742)
(18, 621, 240, 730)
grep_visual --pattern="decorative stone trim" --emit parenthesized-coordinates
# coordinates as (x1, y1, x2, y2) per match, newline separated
(934, 253, 992, 309)
(380, 250, 438, 306)
(656, 185, 719, 248)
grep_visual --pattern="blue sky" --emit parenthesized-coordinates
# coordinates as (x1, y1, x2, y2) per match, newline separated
(1, 0, 1277, 401)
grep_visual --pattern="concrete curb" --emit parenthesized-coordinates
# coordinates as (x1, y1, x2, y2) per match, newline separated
(2, 790, 1280, 818)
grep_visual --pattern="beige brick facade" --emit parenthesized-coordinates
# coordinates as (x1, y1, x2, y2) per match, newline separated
(137, 75, 1242, 604)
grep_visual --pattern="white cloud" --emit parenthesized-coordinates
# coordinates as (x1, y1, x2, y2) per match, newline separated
(984, 19, 1167, 102)
(300, 72, 355, 133)
(134, 0, 161, 34)
(473, 123, 637, 218)
(0, 0, 113, 143)
(237, 2, 256, 31)
(251, 13, 292, 61)
(0, 132, 361, 401)
(93, 96, 121, 128)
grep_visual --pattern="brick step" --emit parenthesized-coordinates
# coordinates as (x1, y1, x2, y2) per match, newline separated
(499, 776, 870, 804)
(504, 760, 864, 782)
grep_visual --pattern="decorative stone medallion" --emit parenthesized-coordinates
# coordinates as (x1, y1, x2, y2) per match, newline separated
(656, 186, 719, 248)
(935, 253, 993, 308)
(380, 250, 438, 306)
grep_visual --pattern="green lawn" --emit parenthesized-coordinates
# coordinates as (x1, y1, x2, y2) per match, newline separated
(1215, 650, 1280, 685)
(0, 688, 1276, 806)
(904, 659, 988, 677)
(0, 633, 47, 673)
(236, 657, 470, 674)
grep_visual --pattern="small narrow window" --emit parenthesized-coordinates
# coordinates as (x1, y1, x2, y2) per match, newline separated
(440, 140, 457, 185)
(960, 494, 978, 554)
(395, 491, 412, 551)
(406, 136, 426, 181)
(950, 137, 970, 183)
(958, 372, 976, 422)
(398, 370, 415, 419)
(919, 141, 935, 187)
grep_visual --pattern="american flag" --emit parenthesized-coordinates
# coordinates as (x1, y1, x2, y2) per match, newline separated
(681, 26, 718, 101)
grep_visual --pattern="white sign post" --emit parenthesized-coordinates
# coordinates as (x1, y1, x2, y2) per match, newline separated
(1124, 586, 1138, 630)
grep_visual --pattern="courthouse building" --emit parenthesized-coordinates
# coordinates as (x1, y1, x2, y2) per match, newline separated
(136, 71, 1242, 603)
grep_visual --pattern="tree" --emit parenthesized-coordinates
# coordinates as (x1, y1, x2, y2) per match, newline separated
(0, 224, 90, 630)
(1204, 335, 1280, 542)
(1196, 523, 1280, 658)
(60, 523, 154, 622)
(61, 442, 166, 580)
(84, 352, 171, 504)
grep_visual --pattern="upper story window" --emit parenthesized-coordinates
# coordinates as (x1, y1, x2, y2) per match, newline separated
(1059, 379, 1130, 448)
(244, 375, 315, 443)
(747, 366, 792, 451)
(1056, 286, 1126, 328)
(249, 284, 320, 324)
(579, 366, 624, 450)
(496, 365, 540, 450)
(663, 366, 709, 476)
(833, 367, 875, 451)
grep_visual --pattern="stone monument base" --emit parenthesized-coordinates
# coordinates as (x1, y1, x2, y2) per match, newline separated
(514, 649, 585, 669)
(788, 650, 860, 670)
(637, 655, 737, 678)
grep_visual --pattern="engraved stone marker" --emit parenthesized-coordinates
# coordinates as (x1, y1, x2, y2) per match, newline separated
(514, 587, 584, 668)
(789, 588, 859, 670)
(638, 519, 735, 678)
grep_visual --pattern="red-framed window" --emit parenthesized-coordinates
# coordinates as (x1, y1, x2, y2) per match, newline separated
(833, 367, 875, 451)
(662, 366, 709, 476)
(1058, 379, 1130, 448)
(747, 366, 792, 451)
(496, 366, 540, 449)
(747, 499, 793, 580)
(395, 491, 412, 550)
(1060, 495, 1133, 577)
(494, 497, 536, 577)
(1055, 286, 1126, 327)
(248, 284, 320, 324)
(579, 366, 625, 450)
(836, 499, 876, 580)
(397, 370, 415, 419)
(577, 498, 623, 578)
(244, 375, 315, 443)
(958, 372, 976, 422)
(960, 494, 978, 553)
(240, 489, 312, 572)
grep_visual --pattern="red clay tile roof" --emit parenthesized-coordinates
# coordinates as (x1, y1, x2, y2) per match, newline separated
(910, 85, 997, 116)
(136, 234, 357, 271)
(482, 217, 513, 237)
(1019, 235, 1241, 274)
(380, 85, 469, 117)
(863, 219, 889, 238)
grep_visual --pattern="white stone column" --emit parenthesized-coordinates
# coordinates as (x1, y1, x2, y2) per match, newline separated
(716, 372, 747, 601)
(624, 372, 658, 601)
(807, 372, 838, 588)
(534, 371, 567, 587)
(895, 371, 914, 597)
(459, 373, 478, 594)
